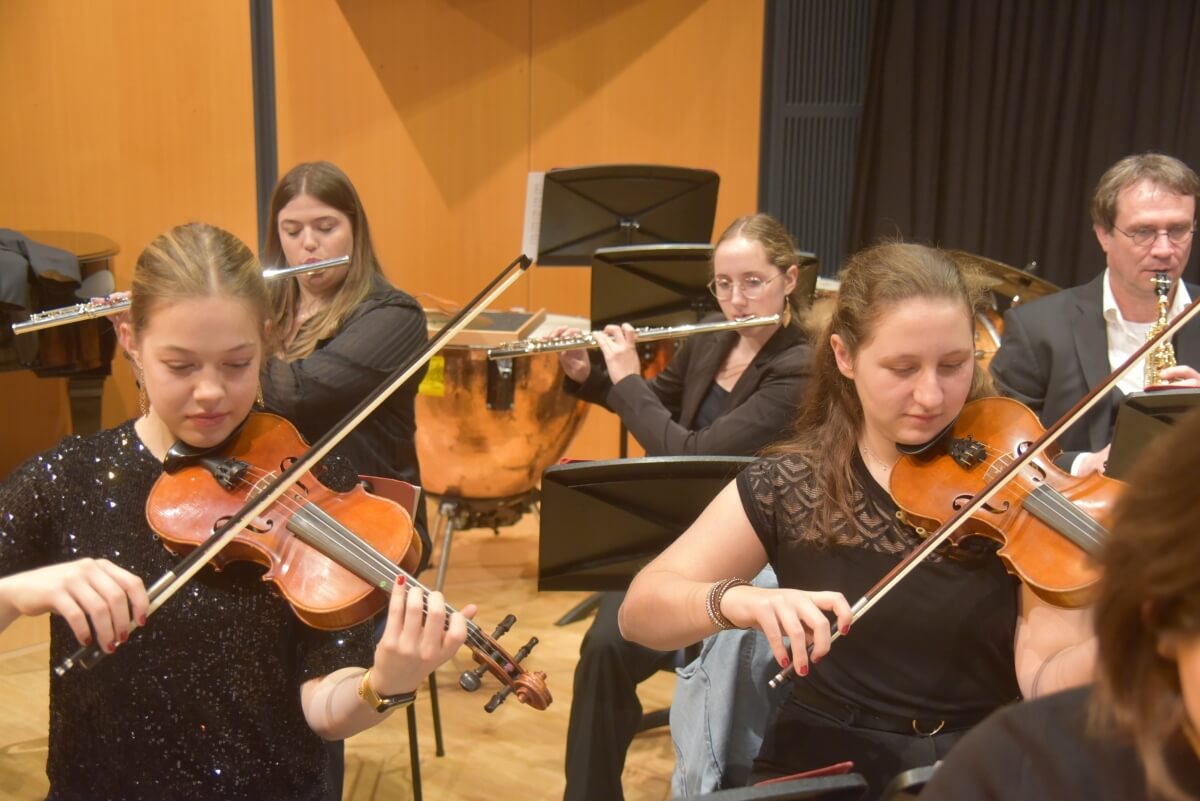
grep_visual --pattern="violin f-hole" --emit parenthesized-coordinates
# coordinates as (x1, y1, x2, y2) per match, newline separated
(216, 514, 274, 535)
(1014, 442, 1049, 483)
(952, 494, 1009, 515)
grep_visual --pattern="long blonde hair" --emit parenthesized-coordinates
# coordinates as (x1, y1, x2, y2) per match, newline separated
(262, 161, 386, 360)
(768, 242, 992, 539)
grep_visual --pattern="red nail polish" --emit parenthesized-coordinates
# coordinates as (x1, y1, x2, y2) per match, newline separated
(120, 631, 129, 643)
(841, 624, 851, 635)
(83, 635, 92, 646)
(799, 663, 809, 676)
(106, 642, 116, 653)
(780, 656, 790, 669)
(139, 615, 148, 626)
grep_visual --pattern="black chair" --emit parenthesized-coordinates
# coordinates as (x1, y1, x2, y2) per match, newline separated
(675, 773, 869, 801)
(879, 765, 938, 801)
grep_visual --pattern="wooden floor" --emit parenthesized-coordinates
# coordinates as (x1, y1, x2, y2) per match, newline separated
(0, 509, 677, 801)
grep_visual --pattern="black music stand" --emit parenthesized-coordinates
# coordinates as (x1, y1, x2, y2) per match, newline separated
(591, 244, 820, 328)
(1105, 388, 1200, 479)
(535, 165, 720, 266)
(539, 456, 752, 628)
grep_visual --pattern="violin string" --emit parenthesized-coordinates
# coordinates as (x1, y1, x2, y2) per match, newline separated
(953, 445, 1107, 553)
(222, 467, 501, 658)
(977, 447, 1107, 548)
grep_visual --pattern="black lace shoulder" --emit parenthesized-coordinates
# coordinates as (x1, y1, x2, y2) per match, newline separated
(737, 451, 957, 560)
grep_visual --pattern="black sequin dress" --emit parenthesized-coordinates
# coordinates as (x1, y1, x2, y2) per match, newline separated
(0, 420, 377, 801)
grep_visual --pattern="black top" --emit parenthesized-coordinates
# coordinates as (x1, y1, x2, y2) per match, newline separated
(261, 277, 431, 563)
(261, 277, 427, 489)
(920, 685, 1200, 800)
(737, 451, 1021, 722)
(565, 323, 810, 456)
(0, 421, 376, 800)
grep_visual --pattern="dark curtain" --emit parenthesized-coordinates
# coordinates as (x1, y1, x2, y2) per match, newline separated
(847, 0, 1200, 288)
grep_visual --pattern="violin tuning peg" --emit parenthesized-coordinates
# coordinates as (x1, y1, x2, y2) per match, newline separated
(459, 664, 488, 692)
(491, 614, 516, 639)
(485, 684, 513, 713)
(513, 636, 539, 662)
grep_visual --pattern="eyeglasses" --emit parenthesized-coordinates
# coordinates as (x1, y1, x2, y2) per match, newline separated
(707, 273, 784, 300)
(1111, 222, 1196, 247)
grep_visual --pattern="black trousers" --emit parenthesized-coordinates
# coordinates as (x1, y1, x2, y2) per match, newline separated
(563, 592, 676, 801)
(753, 694, 972, 801)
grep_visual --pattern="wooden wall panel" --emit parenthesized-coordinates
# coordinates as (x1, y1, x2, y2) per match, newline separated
(0, 0, 762, 475)
(276, 0, 764, 460)
(0, 0, 257, 477)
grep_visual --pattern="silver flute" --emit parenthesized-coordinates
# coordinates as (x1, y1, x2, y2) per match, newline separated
(486, 313, 782, 360)
(12, 255, 350, 334)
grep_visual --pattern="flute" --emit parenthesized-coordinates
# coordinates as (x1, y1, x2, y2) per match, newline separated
(486, 314, 782, 360)
(12, 255, 350, 334)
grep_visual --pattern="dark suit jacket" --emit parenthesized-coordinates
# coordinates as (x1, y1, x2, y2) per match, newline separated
(565, 323, 810, 456)
(990, 273, 1200, 467)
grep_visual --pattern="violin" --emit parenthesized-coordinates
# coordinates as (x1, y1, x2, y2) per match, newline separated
(148, 411, 551, 711)
(890, 396, 1119, 608)
(55, 252, 541, 714)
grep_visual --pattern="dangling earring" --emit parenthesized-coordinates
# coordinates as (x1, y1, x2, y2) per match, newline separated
(137, 370, 149, 417)
(256, 383, 265, 408)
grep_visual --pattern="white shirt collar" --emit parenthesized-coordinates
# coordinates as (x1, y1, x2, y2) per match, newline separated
(1102, 268, 1191, 326)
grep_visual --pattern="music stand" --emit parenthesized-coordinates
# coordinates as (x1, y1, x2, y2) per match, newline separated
(1105, 388, 1200, 479)
(535, 165, 720, 266)
(591, 244, 821, 328)
(539, 456, 752, 592)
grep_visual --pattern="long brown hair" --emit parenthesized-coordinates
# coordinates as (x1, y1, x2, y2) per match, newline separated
(768, 242, 992, 539)
(262, 161, 386, 360)
(1091, 405, 1200, 801)
(131, 222, 268, 338)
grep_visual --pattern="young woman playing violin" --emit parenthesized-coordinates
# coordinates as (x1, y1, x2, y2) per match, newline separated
(618, 242, 1095, 800)
(0, 223, 471, 800)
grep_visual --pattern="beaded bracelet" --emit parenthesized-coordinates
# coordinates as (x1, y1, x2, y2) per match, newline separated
(705, 577, 751, 630)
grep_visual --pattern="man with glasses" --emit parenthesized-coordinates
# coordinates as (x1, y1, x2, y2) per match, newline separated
(991, 152, 1200, 476)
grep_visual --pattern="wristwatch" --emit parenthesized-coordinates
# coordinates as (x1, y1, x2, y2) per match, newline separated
(357, 668, 417, 713)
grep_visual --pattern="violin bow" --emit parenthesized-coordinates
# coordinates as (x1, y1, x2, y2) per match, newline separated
(56, 253, 533, 675)
(769, 289, 1200, 688)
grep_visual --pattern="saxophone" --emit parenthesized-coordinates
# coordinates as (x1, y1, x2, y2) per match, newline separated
(1144, 271, 1176, 387)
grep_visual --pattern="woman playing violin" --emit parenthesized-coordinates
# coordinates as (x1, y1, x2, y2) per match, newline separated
(618, 242, 1095, 799)
(0, 223, 471, 800)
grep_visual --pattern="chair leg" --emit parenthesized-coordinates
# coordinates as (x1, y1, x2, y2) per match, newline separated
(433, 505, 457, 593)
(555, 591, 604, 626)
(406, 704, 422, 801)
(428, 670, 445, 757)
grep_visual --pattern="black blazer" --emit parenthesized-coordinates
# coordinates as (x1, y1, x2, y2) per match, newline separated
(565, 323, 810, 456)
(990, 273, 1200, 466)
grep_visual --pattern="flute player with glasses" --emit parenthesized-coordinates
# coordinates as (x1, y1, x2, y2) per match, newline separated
(552, 214, 812, 801)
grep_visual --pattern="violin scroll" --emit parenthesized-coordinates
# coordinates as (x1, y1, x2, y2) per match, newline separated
(459, 615, 552, 712)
